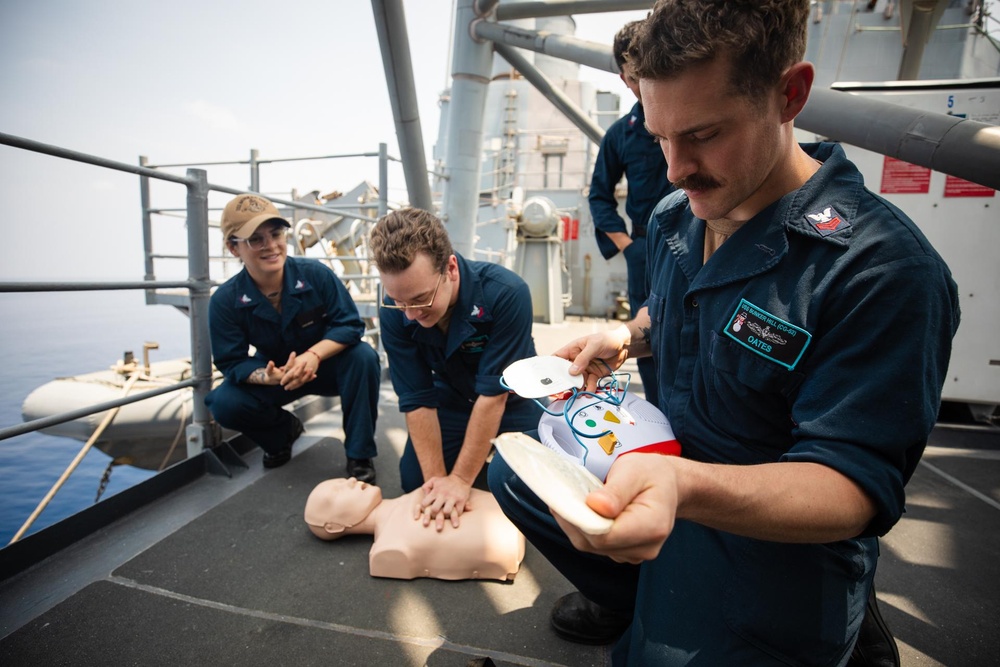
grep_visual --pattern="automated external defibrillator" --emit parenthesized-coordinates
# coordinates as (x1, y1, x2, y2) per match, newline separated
(500, 355, 680, 482)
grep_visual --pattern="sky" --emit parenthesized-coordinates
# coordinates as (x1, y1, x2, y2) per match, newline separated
(0, 0, 647, 281)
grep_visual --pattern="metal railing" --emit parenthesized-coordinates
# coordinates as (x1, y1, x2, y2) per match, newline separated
(140, 145, 391, 293)
(0, 131, 396, 541)
(1, 132, 395, 437)
(0, 131, 219, 459)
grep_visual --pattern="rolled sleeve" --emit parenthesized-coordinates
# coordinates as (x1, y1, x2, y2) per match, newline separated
(781, 255, 959, 537)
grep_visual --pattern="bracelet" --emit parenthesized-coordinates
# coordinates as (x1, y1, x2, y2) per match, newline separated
(303, 349, 322, 364)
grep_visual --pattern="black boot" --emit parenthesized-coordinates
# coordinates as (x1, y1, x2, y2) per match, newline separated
(346, 457, 376, 484)
(848, 587, 901, 667)
(262, 414, 304, 469)
(549, 591, 632, 645)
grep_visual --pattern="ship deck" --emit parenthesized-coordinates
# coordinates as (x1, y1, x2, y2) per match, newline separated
(1, 320, 998, 666)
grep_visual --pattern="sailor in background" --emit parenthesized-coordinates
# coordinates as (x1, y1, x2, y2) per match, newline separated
(205, 194, 379, 481)
(588, 19, 675, 408)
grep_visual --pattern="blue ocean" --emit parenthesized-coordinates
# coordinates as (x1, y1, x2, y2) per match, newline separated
(0, 290, 192, 545)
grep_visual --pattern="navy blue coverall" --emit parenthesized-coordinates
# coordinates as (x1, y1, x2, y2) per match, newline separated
(380, 253, 542, 492)
(491, 143, 960, 665)
(589, 100, 674, 406)
(206, 256, 379, 459)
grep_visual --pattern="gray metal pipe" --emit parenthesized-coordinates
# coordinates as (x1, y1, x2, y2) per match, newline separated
(474, 0, 500, 17)
(0, 281, 195, 292)
(0, 379, 198, 442)
(898, 0, 949, 80)
(134, 148, 179, 398)
(799, 87, 1000, 191)
(263, 152, 383, 163)
(493, 42, 605, 145)
(440, 0, 495, 256)
(208, 182, 379, 222)
(0, 132, 191, 184)
(147, 151, 382, 169)
(496, 0, 653, 21)
(3, 132, 370, 224)
(185, 168, 217, 454)
(140, 156, 155, 286)
(371, 0, 434, 212)
(249, 148, 260, 192)
(474, 20, 617, 74)
(378, 142, 389, 218)
(476, 12, 1000, 192)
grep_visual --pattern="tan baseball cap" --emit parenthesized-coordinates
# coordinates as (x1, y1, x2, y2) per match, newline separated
(220, 194, 291, 240)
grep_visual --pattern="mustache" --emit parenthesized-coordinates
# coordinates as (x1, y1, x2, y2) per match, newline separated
(672, 174, 720, 191)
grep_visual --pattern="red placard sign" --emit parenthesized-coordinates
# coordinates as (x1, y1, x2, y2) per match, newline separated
(880, 156, 931, 194)
(943, 175, 995, 198)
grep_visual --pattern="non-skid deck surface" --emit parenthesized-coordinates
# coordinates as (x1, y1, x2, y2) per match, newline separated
(1, 433, 609, 666)
(864, 427, 1000, 663)
(2, 361, 999, 665)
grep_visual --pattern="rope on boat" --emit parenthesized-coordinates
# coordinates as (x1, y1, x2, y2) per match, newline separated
(157, 394, 189, 472)
(8, 371, 143, 545)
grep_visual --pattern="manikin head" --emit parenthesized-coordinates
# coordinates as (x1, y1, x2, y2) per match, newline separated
(304, 477, 383, 540)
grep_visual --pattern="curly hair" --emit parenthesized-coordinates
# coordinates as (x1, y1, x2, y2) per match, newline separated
(629, 0, 809, 102)
(368, 208, 453, 275)
(612, 20, 643, 73)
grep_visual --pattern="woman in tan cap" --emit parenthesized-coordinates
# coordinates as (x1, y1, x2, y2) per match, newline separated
(204, 193, 379, 481)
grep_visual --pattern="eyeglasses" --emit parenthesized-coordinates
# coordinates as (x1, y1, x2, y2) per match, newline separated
(230, 227, 289, 251)
(382, 274, 445, 310)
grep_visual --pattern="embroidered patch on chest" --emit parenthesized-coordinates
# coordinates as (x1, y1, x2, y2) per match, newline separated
(805, 205, 850, 236)
(460, 334, 489, 354)
(724, 299, 811, 370)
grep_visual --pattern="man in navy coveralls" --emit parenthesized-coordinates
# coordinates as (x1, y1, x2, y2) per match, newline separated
(369, 208, 541, 530)
(489, 1, 959, 664)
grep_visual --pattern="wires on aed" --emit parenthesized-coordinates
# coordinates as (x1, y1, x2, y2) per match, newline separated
(501, 360, 631, 467)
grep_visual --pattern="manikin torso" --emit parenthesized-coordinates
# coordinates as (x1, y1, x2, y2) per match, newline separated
(305, 479, 525, 581)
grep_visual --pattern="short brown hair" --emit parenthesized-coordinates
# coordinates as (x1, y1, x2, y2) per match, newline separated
(630, 0, 809, 101)
(612, 20, 642, 73)
(368, 208, 453, 274)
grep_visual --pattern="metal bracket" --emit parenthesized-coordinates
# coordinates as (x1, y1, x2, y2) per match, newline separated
(188, 422, 246, 477)
(203, 440, 248, 478)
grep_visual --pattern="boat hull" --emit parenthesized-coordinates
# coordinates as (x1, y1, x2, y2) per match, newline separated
(21, 359, 215, 470)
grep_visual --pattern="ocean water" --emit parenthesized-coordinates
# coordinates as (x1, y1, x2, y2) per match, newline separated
(0, 290, 191, 546)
